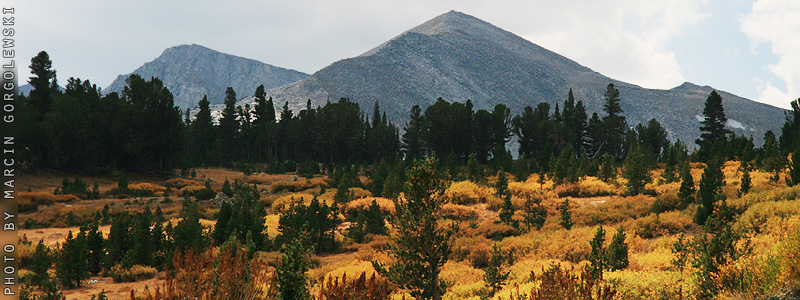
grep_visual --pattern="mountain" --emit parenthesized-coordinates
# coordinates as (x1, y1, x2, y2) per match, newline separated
(251, 11, 785, 147)
(103, 44, 308, 109)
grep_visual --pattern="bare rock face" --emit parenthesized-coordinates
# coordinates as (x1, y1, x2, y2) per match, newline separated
(253, 11, 785, 147)
(103, 44, 308, 109)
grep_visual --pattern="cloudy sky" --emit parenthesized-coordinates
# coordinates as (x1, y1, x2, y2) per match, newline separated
(13, 0, 799, 109)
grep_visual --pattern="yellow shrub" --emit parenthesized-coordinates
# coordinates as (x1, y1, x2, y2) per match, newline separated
(348, 187, 372, 200)
(268, 178, 329, 193)
(128, 182, 166, 192)
(19, 192, 79, 204)
(270, 193, 317, 213)
(737, 200, 800, 233)
(179, 185, 204, 194)
(605, 269, 688, 299)
(554, 177, 617, 198)
(629, 211, 694, 239)
(109, 264, 158, 282)
(165, 178, 200, 188)
(441, 260, 485, 300)
(574, 195, 655, 227)
(344, 197, 395, 216)
(441, 204, 478, 221)
(445, 181, 495, 205)
(466, 220, 521, 240)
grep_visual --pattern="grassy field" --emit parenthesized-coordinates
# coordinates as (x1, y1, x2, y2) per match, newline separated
(17, 163, 800, 299)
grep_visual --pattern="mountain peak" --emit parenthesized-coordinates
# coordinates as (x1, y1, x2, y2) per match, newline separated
(408, 10, 484, 36)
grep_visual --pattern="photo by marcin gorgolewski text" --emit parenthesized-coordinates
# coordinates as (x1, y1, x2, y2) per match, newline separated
(1, 5, 18, 300)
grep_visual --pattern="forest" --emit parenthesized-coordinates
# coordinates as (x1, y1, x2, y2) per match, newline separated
(15, 51, 800, 300)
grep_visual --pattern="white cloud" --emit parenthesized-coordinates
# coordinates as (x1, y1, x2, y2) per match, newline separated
(504, 0, 709, 90)
(740, 0, 800, 109)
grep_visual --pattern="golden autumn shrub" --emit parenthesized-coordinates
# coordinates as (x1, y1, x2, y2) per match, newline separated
(165, 178, 200, 189)
(441, 203, 478, 221)
(445, 181, 495, 205)
(344, 197, 395, 216)
(268, 178, 329, 193)
(109, 264, 158, 282)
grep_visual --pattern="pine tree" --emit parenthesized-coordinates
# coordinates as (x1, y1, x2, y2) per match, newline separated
(739, 160, 752, 196)
(622, 143, 651, 195)
(221, 178, 233, 197)
(191, 95, 216, 164)
(276, 237, 312, 300)
(696, 91, 730, 161)
(780, 99, 800, 153)
(496, 171, 516, 227)
(83, 221, 105, 275)
(606, 227, 629, 271)
(482, 244, 510, 298)
(522, 196, 547, 231)
(761, 131, 784, 183)
(599, 154, 616, 183)
(373, 157, 455, 300)
(402, 105, 427, 163)
(587, 226, 606, 280)
(789, 147, 800, 187)
(695, 159, 725, 226)
(27, 51, 59, 118)
(217, 87, 240, 163)
(600, 83, 627, 160)
(56, 230, 90, 289)
(365, 199, 387, 235)
(559, 199, 573, 230)
(678, 162, 696, 209)
(29, 240, 52, 287)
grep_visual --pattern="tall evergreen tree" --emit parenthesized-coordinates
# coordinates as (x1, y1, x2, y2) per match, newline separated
(696, 91, 730, 161)
(373, 158, 455, 300)
(606, 227, 629, 271)
(482, 244, 510, 298)
(780, 99, 800, 153)
(600, 84, 627, 160)
(739, 160, 753, 196)
(622, 143, 651, 195)
(678, 161, 696, 209)
(29, 240, 52, 288)
(559, 199, 573, 230)
(788, 147, 800, 187)
(191, 95, 215, 165)
(56, 231, 90, 289)
(276, 237, 312, 300)
(403, 105, 427, 163)
(695, 159, 725, 226)
(217, 87, 240, 162)
(587, 226, 606, 280)
(27, 51, 59, 118)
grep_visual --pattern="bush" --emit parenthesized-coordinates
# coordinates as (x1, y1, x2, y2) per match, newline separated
(165, 178, 200, 189)
(630, 212, 694, 239)
(445, 181, 495, 205)
(109, 264, 158, 283)
(555, 177, 616, 198)
(467, 220, 521, 240)
(574, 195, 655, 227)
(441, 204, 478, 221)
(269, 178, 329, 193)
(344, 197, 395, 219)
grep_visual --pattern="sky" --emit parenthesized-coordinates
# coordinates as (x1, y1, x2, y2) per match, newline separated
(11, 0, 800, 110)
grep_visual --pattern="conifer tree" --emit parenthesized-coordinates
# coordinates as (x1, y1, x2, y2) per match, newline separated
(606, 227, 629, 271)
(599, 154, 616, 183)
(789, 147, 800, 187)
(482, 244, 510, 298)
(587, 226, 606, 280)
(600, 84, 627, 160)
(276, 237, 312, 300)
(373, 158, 455, 300)
(83, 221, 105, 275)
(559, 199, 573, 230)
(56, 231, 90, 289)
(780, 99, 800, 153)
(622, 143, 651, 195)
(28, 51, 59, 118)
(761, 131, 785, 183)
(496, 171, 515, 227)
(522, 196, 547, 231)
(696, 91, 730, 161)
(191, 95, 215, 164)
(30, 240, 52, 287)
(695, 159, 725, 226)
(678, 162, 696, 209)
(739, 160, 752, 196)
(365, 199, 388, 235)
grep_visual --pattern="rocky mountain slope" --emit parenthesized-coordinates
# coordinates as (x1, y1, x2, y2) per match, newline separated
(103, 44, 308, 109)
(253, 11, 785, 146)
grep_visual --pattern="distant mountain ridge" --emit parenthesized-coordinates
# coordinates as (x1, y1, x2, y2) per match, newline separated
(103, 44, 308, 109)
(249, 11, 786, 147)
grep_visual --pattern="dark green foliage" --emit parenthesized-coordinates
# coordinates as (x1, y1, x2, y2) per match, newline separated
(587, 226, 606, 280)
(622, 143, 651, 196)
(29, 240, 52, 287)
(599, 154, 616, 183)
(83, 221, 105, 275)
(91, 290, 109, 300)
(789, 147, 800, 187)
(106, 212, 131, 268)
(366, 198, 388, 235)
(172, 197, 207, 253)
(482, 244, 510, 298)
(346, 210, 369, 243)
(334, 178, 352, 204)
(690, 217, 749, 299)
(635, 119, 670, 161)
(759, 131, 785, 183)
(606, 227, 629, 271)
(678, 161, 696, 209)
(213, 181, 269, 250)
(276, 237, 312, 300)
(190, 95, 216, 165)
(403, 105, 427, 163)
(27, 51, 58, 117)
(559, 199, 573, 230)
(221, 178, 233, 197)
(277, 196, 341, 253)
(373, 158, 455, 300)
(695, 159, 725, 226)
(739, 160, 753, 196)
(696, 91, 730, 161)
(780, 99, 800, 153)
(496, 171, 516, 227)
(55, 178, 97, 199)
(599, 84, 628, 160)
(522, 196, 547, 231)
(56, 231, 90, 289)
